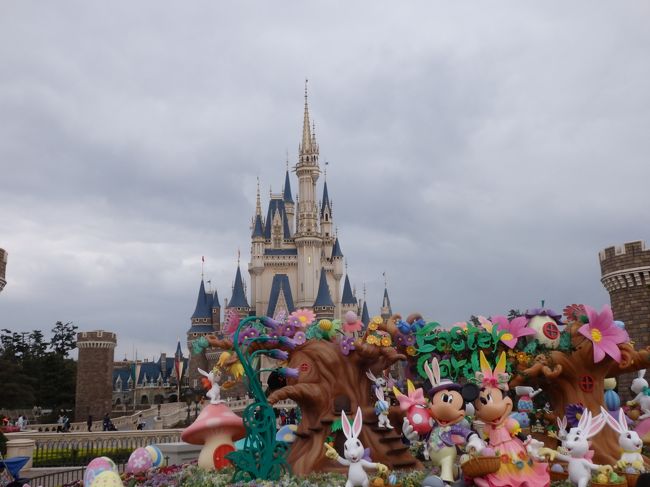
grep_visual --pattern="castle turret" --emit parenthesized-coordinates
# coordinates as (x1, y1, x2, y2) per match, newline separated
(313, 267, 335, 319)
(228, 264, 251, 319)
(75, 330, 116, 421)
(320, 180, 333, 241)
(599, 240, 650, 398)
(250, 183, 265, 314)
(380, 287, 393, 322)
(331, 237, 344, 317)
(211, 290, 221, 332)
(187, 279, 214, 389)
(295, 82, 323, 307)
(283, 168, 295, 235)
(361, 300, 370, 327)
(341, 274, 358, 318)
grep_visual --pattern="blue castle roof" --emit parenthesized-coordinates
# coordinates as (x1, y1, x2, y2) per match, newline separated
(229, 265, 250, 308)
(320, 180, 331, 217)
(266, 274, 295, 317)
(211, 290, 220, 309)
(313, 268, 335, 308)
(341, 274, 357, 305)
(283, 170, 294, 204)
(331, 238, 343, 258)
(191, 280, 212, 320)
(361, 301, 370, 326)
(252, 213, 264, 238)
(264, 198, 291, 240)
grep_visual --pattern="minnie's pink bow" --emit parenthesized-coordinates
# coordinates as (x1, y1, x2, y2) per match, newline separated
(475, 371, 509, 391)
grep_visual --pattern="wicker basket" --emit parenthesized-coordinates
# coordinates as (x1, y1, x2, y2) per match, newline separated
(460, 455, 501, 477)
(620, 472, 639, 487)
(590, 480, 627, 487)
(548, 462, 568, 482)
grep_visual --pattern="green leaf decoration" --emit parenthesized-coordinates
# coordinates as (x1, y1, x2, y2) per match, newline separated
(559, 330, 572, 350)
(331, 418, 342, 432)
(523, 340, 538, 354)
(416, 354, 431, 380)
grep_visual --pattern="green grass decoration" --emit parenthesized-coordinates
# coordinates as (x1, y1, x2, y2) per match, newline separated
(225, 316, 291, 482)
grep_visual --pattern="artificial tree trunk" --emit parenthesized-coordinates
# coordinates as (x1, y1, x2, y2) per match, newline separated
(510, 322, 650, 464)
(267, 339, 421, 476)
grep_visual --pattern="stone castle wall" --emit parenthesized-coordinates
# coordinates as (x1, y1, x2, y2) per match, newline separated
(75, 331, 116, 421)
(599, 240, 650, 399)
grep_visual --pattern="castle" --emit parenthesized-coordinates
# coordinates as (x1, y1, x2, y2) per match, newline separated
(0, 248, 7, 293)
(185, 87, 389, 389)
(599, 240, 650, 398)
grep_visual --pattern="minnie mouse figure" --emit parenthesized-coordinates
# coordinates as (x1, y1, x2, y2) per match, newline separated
(471, 351, 549, 487)
(403, 358, 482, 484)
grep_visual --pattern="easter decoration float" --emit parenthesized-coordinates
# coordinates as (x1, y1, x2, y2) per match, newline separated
(178, 303, 650, 486)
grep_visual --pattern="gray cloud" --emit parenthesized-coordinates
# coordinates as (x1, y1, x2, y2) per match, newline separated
(1, 1, 649, 359)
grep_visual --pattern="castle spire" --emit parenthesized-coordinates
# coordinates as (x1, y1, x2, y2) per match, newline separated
(300, 79, 313, 154)
(313, 268, 335, 308)
(341, 274, 357, 305)
(191, 279, 212, 321)
(283, 168, 294, 204)
(320, 179, 331, 218)
(228, 264, 250, 309)
(255, 177, 262, 216)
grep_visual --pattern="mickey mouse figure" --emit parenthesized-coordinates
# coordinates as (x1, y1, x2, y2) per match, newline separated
(403, 358, 483, 485)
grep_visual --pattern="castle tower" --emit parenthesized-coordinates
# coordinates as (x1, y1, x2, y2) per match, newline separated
(0, 248, 6, 293)
(294, 82, 323, 307)
(361, 300, 370, 327)
(75, 330, 116, 421)
(187, 279, 214, 389)
(250, 182, 265, 312)
(600, 240, 650, 398)
(341, 274, 358, 318)
(313, 267, 335, 319)
(211, 290, 221, 332)
(227, 264, 251, 319)
(320, 180, 333, 242)
(380, 286, 393, 322)
(331, 237, 344, 317)
(283, 169, 295, 235)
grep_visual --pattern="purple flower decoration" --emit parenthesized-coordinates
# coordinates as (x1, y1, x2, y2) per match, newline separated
(340, 337, 355, 356)
(278, 367, 299, 378)
(565, 403, 585, 427)
(403, 333, 415, 346)
(270, 349, 289, 360)
(293, 331, 306, 345)
(278, 336, 297, 349)
(280, 323, 296, 337)
(395, 332, 407, 347)
(239, 326, 259, 344)
(287, 315, 302, 328)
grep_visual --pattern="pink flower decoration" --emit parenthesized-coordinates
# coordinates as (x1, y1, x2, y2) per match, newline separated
(492, 315, 537, 349)
(343, 320, 363, 333)
(290, 308, 316, 327)
(578, 304, 629, 363)
(477, 316, 493, 332)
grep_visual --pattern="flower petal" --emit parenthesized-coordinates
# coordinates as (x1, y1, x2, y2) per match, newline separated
(592, 343, 606, 363)
(577, 324, 593, 340)
(501, 337, 518, 349)
(598, 339, 622, 363)
(492, 316, 509, 329)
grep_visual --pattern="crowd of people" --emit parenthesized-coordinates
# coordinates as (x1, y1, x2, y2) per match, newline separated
(1, 415, 29, 431)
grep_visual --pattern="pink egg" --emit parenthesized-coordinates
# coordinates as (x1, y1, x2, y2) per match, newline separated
(126, 447, 153, 474)
(344, 310, 358, 323)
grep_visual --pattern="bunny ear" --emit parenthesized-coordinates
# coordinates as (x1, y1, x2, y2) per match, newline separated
(366, 370, 376, 382)
(197, 368, 209, 377)
(424, 359, 437, 387)
(352, 407, 363, 438)
(341, 409, 351, 439)
(494, 352, 507, 375)
(588, 412, 606, 438)
(561, 416, 567, 429)
(557, 416, 566, 431)
(578, 409, 591, 430)
(393, 386, 404, 398)
(618, 408, 628, 432)
(601, 407, 621, 434)
(639, 369, 647, 379)
(407, 380, 416, 395)
(479, 350, 492, 375)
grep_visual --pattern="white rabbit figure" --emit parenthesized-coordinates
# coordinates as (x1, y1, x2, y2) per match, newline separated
(628, 369, 650, 420)
(542, 410, 607, 487)
(601, 406, 646, 472)
(374, 388, 393, 429)
(556, 416, 568, 442)
(197, 367, 223, 405)
(323, 407, 387, 487)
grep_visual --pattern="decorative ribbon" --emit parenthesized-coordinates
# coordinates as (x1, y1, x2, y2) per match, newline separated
(475, 371, 510, 391)
(643, 387, 650, 397)
(396, 387, 426, 410)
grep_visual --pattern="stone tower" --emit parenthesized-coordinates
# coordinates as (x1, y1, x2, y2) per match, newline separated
(599, 240, 650, 398)
(0, 248, 6, 293)
(75, 330, 116, 421)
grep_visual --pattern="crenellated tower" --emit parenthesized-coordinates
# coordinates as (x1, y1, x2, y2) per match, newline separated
(599, 240, 650, 398)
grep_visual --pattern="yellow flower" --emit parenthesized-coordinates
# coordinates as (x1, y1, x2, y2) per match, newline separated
(406, 346, 417, 356)
(381, 336, 392, 347)
(229, 362, 244, 380)
(319, 319, 333, 332)
(371, 316, 383, 325)
(368, 322, 379, 331)
(366, 335, 380, 345)
(516, 352, 528, 364)
(217, 351, 231, 368)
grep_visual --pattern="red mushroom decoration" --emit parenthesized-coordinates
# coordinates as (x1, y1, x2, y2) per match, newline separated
(181, 403, 246, 470)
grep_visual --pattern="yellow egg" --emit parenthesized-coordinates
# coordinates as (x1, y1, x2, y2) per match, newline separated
(90, 470, 124, 487)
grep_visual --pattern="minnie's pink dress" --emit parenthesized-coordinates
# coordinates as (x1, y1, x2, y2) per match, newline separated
(473, 418, 549, 487)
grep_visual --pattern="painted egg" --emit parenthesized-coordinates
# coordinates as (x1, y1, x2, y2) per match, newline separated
(126, 447, 153, 474)
(90, 470, 124, 487)
(551, 463, 564, 473)
(84, 456, 117, 486)
(481, 447, 495, 457)
(526, 315, 561, 348)
(344, 311, 358, 323)
(145, 445, 163, 468)
(387, 473, 398, 485)
(407, 405, 434, 435)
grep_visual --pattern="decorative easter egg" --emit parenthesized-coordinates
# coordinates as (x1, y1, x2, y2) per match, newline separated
(126, 447, 153, 474)
(345, 311, 358, 323)
(407, 405, 434, 436)
(84, 456, 117, 486)
(90, 470, 124, 487)
(526, 314, 562, 348)
(551, 463, 564, 473)
(387, 473, 398, 485)
(481, 447, 495, 457)
(625, 466, 637, 474)
(144, 445, 163, 468)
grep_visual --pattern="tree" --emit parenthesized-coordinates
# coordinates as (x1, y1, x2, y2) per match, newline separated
(50, 321, 77, 356)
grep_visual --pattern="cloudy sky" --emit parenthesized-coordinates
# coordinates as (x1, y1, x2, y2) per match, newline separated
(1, 2, 649, 360)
